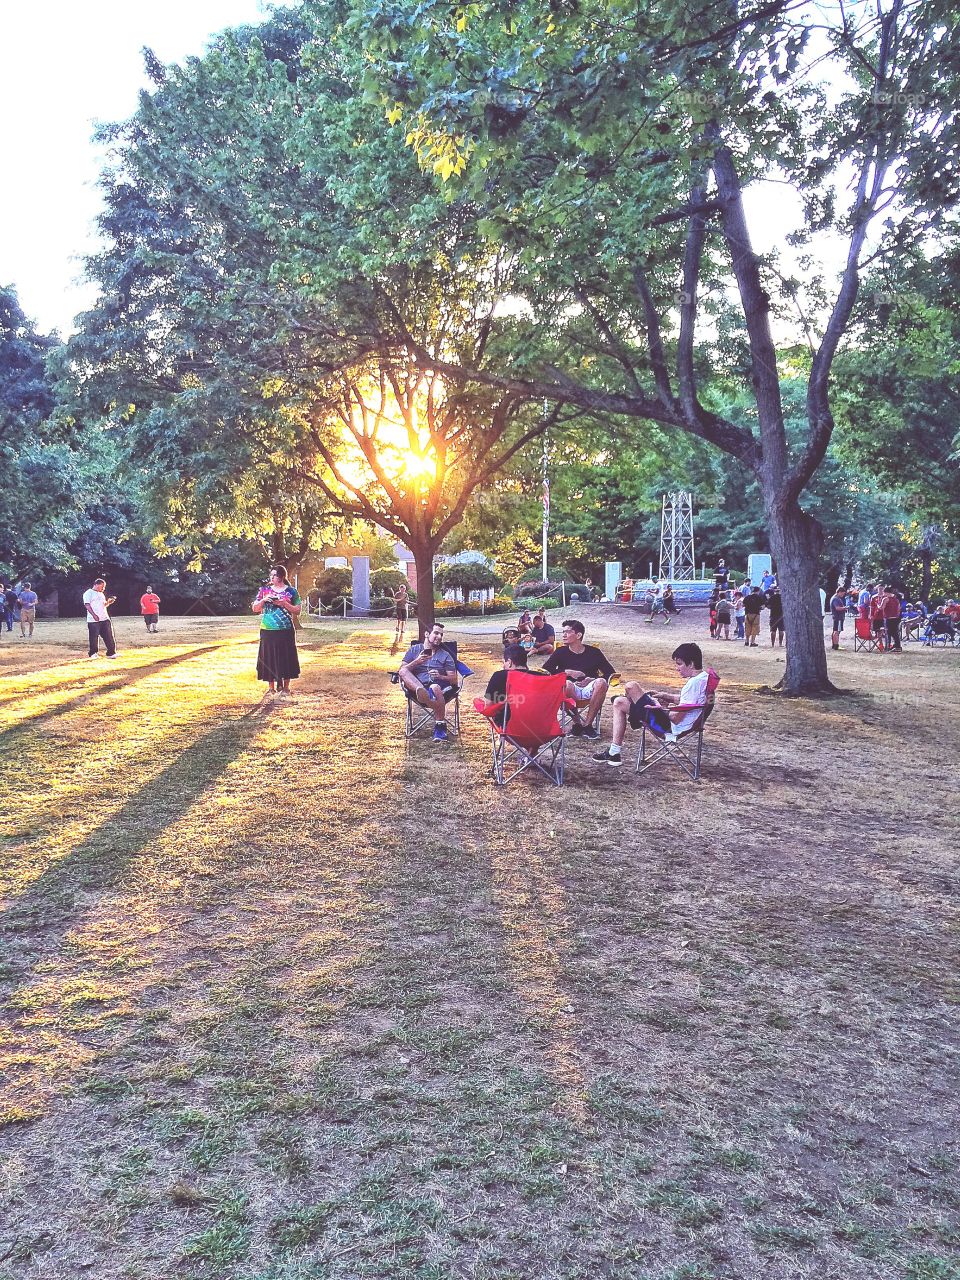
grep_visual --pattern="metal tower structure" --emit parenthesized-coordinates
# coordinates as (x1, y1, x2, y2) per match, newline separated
(658, 492, 697, 581)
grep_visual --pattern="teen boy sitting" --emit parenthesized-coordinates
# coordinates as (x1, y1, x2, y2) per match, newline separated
(542, 619, 615, 739)
(593, 643, 713, 766)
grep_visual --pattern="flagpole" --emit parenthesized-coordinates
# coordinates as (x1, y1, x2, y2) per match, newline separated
(541, 410, 549, 582)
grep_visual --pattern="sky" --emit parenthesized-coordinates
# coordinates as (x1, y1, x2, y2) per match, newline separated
(0, 0, 270, 337)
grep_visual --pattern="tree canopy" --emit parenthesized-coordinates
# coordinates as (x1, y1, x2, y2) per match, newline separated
(353, 0, 960, 690)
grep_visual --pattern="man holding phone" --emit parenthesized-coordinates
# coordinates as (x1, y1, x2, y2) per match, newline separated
(83, 577, 118, 659)
(399, 622, 457, 740)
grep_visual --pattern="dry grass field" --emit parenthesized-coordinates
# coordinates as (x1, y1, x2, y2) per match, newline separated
(0, 608, 957, 1280)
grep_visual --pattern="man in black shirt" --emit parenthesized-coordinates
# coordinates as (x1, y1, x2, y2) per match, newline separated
(481, 644, 548, 727)
(542, 619, 615, 739)
(742, 586, 765, 647)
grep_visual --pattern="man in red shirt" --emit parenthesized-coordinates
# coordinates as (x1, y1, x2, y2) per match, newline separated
(140, 586, 161, 633)
(879, 585, 902, 653)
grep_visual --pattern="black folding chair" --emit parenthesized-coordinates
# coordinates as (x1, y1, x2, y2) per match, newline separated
(391, 641, 471, 737)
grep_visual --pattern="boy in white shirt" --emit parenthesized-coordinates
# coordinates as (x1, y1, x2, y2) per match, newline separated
(83, 577, 118, 658)
(594, 643, 714, 766)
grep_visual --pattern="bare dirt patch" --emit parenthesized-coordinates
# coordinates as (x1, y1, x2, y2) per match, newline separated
(0, 610, 957, 1279)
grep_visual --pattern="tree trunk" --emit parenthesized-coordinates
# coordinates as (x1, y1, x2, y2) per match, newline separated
(412, 544, 436, 636)
(767, 499, 836, 696)
(919, 545, 933, 604)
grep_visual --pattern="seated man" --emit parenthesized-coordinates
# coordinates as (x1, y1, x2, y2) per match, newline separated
(923, 608, 956, 643)
(528, 608, 556, 655)
(541, 618, 615, 739)
(479, 643, 547, 727)
(594, 643, 712, 766)
(398, 622, 458, 741)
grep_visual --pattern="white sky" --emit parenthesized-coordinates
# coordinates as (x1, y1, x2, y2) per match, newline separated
(0, 0, 269, 336)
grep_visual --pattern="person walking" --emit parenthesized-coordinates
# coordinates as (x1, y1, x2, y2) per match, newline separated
(393, 582, 409, 642)
(3, 582, 18, 633)
(17, 582, 38, 638)
(252, 565, 301, 696)
(140, 585, 161, 633)
(83, 577, 118, 658)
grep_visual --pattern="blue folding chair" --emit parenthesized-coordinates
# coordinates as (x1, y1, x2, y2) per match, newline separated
(391, 641, 472, 737)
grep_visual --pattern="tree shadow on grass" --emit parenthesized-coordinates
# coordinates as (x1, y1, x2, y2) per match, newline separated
(0, 644, 231, 750)
(1, 708, 266, 939)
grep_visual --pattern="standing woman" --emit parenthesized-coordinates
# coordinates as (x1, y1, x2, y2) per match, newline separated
(252, 566, 301, 696)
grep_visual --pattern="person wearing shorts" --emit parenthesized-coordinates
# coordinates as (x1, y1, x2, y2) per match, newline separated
(593, 643, 714, 766)
(542, 619, 615, 739)
(140, 585, 161, 633)
(829, 587, 847, 649)
(742, 587, 764, 646)
(17, 583, 38, 638)
(393, 584, 409, 641)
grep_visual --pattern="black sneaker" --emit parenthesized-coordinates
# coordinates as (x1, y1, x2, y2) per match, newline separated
(593, 747, 623, 766)
(569, 722, 585, 737)
(581, 725, 601, 741)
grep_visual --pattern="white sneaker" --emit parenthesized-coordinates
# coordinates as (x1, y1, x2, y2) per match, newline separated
(105, 653, 118, 659)
(88, 653, 99, 659)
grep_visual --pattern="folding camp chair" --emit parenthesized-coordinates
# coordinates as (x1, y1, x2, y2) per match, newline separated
(391, 641, 472, 737)
(474, 670, 574, 786)
(853, 617, 880, 652)
(921, 617, 956, 647)
(635, 668, 720, 783)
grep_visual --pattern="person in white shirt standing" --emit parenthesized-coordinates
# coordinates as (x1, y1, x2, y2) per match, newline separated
(83, 577, 118, 658)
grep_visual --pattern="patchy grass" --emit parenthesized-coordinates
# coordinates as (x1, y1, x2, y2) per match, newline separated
(0, 610, 958, 1279)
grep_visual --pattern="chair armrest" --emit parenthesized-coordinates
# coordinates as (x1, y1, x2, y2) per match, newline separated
(473, 697, 505, 719)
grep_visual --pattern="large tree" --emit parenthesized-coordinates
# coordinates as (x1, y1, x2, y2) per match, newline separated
(70, 7, 571, 628)
(0, 289, 81, 577)
(356, 0, 960, 692)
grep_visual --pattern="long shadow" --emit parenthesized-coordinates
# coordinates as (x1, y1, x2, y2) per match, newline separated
(0, 708, 265, 943)
(0, 643, 236, 750)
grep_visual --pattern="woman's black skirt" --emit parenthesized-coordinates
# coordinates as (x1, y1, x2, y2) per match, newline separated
(257, 627, 300, 682)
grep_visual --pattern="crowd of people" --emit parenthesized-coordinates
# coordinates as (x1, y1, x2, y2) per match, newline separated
(708, 564, 783, 648)
(828, 582, 960, 650)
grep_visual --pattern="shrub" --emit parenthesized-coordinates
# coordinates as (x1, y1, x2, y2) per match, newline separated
(371, 568, 413, 599)
(486, 596, 514, 614)
(435, 561, 501, 598)
(513, 596, 562, 612)
(313, 567, 353, 605)
(516, 580, 562, 600)
(513, 565, 572, 589)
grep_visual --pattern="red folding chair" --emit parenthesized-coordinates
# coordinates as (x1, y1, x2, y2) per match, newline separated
(635, 668, 720, 782)
(853, 617, 880, 653)
(474, 670, 574, 786)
